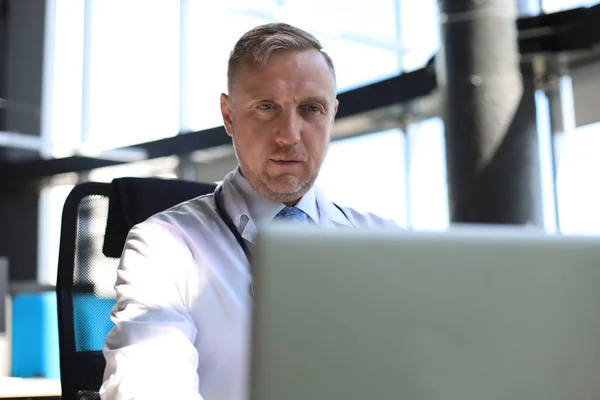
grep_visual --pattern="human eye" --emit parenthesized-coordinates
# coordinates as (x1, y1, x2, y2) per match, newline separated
(301, 104, 322, 113)
(257, 103, 275, 110)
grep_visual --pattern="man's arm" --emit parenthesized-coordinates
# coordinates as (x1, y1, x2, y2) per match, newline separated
(100, 220, 203, 400)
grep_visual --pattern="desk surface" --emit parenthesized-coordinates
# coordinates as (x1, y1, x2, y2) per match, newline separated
(0, 377, 61, 399)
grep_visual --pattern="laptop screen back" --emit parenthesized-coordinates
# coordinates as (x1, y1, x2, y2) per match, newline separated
(251, 226, 600, 400)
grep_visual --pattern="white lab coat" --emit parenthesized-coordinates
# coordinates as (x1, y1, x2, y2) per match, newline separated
(100, 169, 397, 400)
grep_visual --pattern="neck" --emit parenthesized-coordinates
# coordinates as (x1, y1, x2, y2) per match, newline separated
(283, 199, 300, 207)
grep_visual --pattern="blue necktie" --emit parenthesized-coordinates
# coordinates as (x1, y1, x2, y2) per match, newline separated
(273, 207, 309, 223)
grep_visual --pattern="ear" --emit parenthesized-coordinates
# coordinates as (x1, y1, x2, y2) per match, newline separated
(330, 98, 339, 130)
(220, 93, 234, 137)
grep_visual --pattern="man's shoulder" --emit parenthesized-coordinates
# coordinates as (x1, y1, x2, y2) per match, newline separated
(314, 186, 402, 229)
(133, 192, 218, 236)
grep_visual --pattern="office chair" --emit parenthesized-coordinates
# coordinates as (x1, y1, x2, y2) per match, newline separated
(56, 177, 217, 400)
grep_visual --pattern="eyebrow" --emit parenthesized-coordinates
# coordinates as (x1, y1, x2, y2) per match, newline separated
(245, 89, 331, 107)
(301, 96, 331, 106)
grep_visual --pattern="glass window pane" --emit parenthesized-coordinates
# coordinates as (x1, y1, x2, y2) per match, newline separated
(184, 4, 269, 131)
(321, 36, 401, 92)
(555, 122, 600, 234)
(86, 0, 180, 149)
(399, 0, 440, 72)
(406, 118, 449, 230)
(42, 0, 89, 157)
(331, 0, 399, 43)
(226, 0, 399, 43)
(543, 0, 597, 13)
(317, 130, 407, 226)
(38, 184, 74, 285)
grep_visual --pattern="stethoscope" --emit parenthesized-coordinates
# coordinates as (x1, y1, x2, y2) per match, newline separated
(213, 184, 350, 295)
(214, 185, 254, 263)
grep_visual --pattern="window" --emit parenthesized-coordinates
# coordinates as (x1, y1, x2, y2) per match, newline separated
(182, 3, 269, 132)
(41, 0, 86, 157)
(555, 121, 600, 234)
(405, 118, 449, 230)
(320, 36, 401, 93)
(85, 0, 181, 149)
(542, 0, 598, 13)
(399, 0, 440, 72)
(43, 0, 182, 154)
(317, 130, 408, 226)
(38, 183, 74, 285)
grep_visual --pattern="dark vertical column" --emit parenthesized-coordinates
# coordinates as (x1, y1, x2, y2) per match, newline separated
(0, 0, 47, 281)
(441, 0, 543, 225)
(0, 186, 39, 281)
(5, 0, 45, 136)
(0, 0, 8, 131)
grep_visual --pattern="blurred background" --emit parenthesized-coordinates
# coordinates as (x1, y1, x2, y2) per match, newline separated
(0, 0, 599, 286)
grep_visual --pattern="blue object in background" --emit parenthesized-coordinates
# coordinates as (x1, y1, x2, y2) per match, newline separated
(11, 291, 60, 379)
(73, 293, 115, 352)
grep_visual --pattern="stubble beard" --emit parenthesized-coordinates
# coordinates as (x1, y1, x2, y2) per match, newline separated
(233, 142, 318, 204)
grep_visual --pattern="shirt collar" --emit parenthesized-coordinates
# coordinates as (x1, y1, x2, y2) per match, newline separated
(219, 167, 324, 244)
(314, 186, 353, 228)
(220, 169, 352, 235)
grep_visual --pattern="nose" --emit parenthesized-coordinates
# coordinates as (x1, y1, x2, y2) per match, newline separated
(273, 109, 301, 146)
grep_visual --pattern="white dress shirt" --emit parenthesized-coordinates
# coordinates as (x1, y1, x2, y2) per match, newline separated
(100, 168, 397, 400)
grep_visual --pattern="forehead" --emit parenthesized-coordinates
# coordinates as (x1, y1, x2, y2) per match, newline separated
(234, 50, 336, 98)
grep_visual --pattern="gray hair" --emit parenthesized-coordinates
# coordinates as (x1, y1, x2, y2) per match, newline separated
(227, 23, 336, 94)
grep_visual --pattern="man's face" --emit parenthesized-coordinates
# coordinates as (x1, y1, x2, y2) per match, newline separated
(220, 49, 338, 205)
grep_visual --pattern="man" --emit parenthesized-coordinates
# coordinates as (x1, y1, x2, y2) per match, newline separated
(100, 23, 396, 400)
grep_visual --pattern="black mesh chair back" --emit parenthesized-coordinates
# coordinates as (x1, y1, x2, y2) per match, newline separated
(56, 178, 217, 400)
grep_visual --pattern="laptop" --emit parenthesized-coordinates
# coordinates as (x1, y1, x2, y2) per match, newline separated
(250, 225, 600, 400)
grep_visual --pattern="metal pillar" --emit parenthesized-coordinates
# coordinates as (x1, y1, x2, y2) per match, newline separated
(543, 57, 576, 230)
(440, 0, 543, 225)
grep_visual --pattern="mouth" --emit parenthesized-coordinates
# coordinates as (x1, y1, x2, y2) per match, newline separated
(270, 158, 302, 163)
